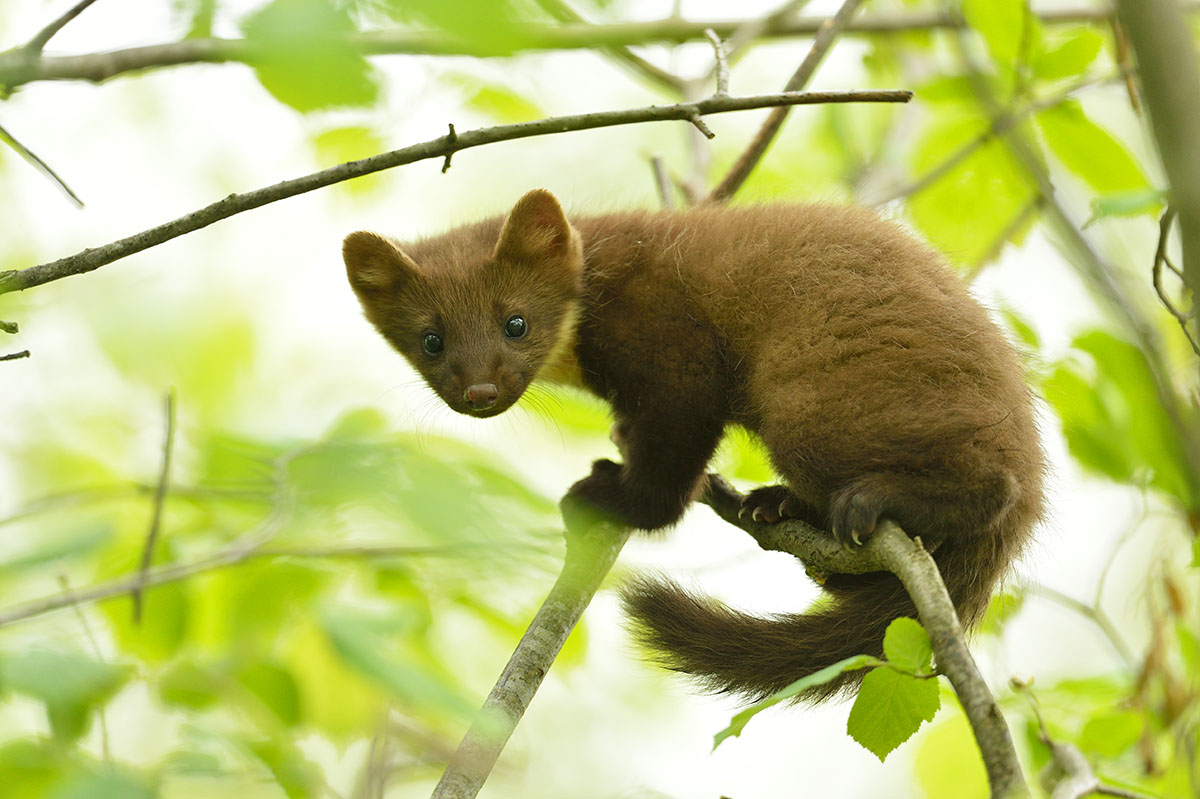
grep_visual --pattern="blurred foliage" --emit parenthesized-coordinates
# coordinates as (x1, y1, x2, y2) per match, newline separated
(1, 0, 1199, 796)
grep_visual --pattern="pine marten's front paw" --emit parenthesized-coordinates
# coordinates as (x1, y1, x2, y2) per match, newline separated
(739, 485, 822, 526)
(560, 459, 624, 531)
(828, 482, 883, 547)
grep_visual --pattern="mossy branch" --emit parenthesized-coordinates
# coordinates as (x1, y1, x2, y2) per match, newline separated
(701, 474, 1028, 799)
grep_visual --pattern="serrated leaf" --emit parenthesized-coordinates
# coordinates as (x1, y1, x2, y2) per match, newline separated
(847, 667, 940, 761)
(1037, 101, 1150, 195)
(882, 617, 934, 673)
(713, 655, 877, 748)
(1032, 27, 1104, 80)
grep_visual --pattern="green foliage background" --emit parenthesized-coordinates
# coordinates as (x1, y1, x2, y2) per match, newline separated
(0, 0, 1197, 796)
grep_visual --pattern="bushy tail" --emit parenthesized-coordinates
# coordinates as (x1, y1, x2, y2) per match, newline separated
(621, 532, 1016, 703)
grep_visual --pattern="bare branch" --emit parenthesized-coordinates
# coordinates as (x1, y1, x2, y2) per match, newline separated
(132, 389, 177, 623)
(0, 120, 83, 207)
(1152, 207, 1200, 356)
(701, 475, 1027, 798)
(708, 0, 866, 203)
(431, 523, 632, 799)
(703, 29, 729, 95)
(2, 5, 1193, 91)
(0, 350, 30, 361)
(1115, 0, 1200, 335)
(1028, 584, 1136, 669)
(648, 154, 674, 208)
(23, 0, 103, 55)
(0, 89, 911, 297)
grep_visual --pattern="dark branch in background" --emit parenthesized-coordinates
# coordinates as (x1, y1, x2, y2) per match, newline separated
(431, 524, 632, 799)
(649, 154, 674, 208)
(132, 389, 176, 623)
(0, 350, 30, 361)
(0, 89, 911, 296)
(1114, 0, 1200, 342)
(1153, 208, 1200, 356)
(701, 476, 1027, 798)
(708, 0, 865, 203)
(22, 0, 102, 55)
(1, 4, 1192, 91)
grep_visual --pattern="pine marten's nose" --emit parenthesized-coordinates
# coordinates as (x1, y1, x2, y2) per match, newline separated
(463, 383, 499, 411)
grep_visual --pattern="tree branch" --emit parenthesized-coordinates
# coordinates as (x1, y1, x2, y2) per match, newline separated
(23, 0, 103, 55)
(0, 88, 910, 296)
(701, 475, 1027, 798)
(1114, 0, 1200, 338)
(431, 523, 632, 799)
(1, 5, 1190, 91)
(708, 0, 865, 203)
(0, 119, 83, 206)
(132, 388, 176, 623)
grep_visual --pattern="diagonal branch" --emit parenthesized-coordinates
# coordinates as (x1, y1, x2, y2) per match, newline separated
(0, 88, 911, 296)
(131, 389, 176, 623)
(431, 523, 631, 799)
(23, 0, 103, 55)
(708, 0, 866, 203)
(701, 475, 1027, 798)
(0, 119, 83, 206)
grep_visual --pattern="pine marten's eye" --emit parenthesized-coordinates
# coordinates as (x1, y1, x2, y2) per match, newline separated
(422, 332, 444, 355)
(504, 315, 528, 339)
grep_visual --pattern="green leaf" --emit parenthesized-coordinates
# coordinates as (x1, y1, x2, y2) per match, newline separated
(382, 0, 534, 56)
(242, 0, 379, 112)
(906, 111, 1036, 265)
(1079, 710, 1144, 757)
(47, 769, 156, 799)
(1036, 101, 1150, 195)
(713, 655, 877, 748)
(246, 738, 322, 799)
(1032, 27, 1104, 80)
(882, 617, 934, 673)
(312, 127, 387, 196)
(915, 711, 988, 799)
(1088, 188, 1166, 222)
(1, 650, 132, 743)
(444, 73, 544, 124)
(1000, 307, 1041, 351)
(0, 741, 63, 799)
(236, 660, 303, 728)
(158, 660, 224, 711)
(962, 0, 1041, 67)
(846, 667, 940, 761)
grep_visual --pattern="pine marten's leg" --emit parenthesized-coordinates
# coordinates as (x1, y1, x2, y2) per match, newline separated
(563, 409, 725, 532)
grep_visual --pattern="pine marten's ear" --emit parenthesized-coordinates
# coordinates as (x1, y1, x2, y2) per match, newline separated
(494, 189, 580, 265)
(343, 231, 419, 297)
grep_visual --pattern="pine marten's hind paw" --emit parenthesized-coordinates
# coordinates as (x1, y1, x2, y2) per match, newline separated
(739, 485, 822, 526)
(828, 481, 884, 547)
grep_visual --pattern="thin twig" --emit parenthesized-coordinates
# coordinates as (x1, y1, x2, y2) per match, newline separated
(0, 89, 911, 296)
(703, 29, 729, 95)
(132, 389, 177, 623)
(0, 120, 83, 207)
(708, 0, 867, 203)
(533, 0, 683, 93)
(0, 350, 30, 361)
(431, 523, 632, 799)
(23, 0, 103, 55)
(1028, 584, 1136, 668)
(702, 476, 1026, 797)
(649, 154, 674, 209)
(0, 542, 527, 629)
(1152, 207, 1200, 355)
(2, 5, 1195, 90)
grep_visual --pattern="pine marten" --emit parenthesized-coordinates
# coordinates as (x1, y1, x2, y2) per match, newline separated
(342, 189, 1045, 701)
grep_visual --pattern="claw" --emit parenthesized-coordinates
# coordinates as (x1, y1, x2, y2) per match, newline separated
(738, 505, 748, 520)
(850, 530, 862, 546)
(751, 508, 764, 522)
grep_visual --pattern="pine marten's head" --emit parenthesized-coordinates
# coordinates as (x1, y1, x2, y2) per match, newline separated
(343, 189, 583, 418)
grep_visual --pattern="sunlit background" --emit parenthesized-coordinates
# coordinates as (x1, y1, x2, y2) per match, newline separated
(1, 0, 1197, 797)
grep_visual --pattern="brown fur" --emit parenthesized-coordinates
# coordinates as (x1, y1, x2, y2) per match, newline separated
(344, 190, 1045, 702)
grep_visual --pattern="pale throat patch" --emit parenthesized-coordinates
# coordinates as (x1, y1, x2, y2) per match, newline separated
(537, 305, 584, 387)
